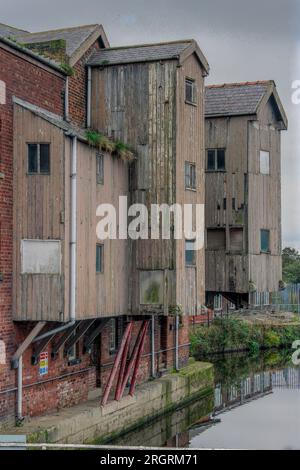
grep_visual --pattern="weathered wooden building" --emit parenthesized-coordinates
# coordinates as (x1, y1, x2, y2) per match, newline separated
(205, 81, 288, 307)
(87, 40, 209, 317)
(1, 23, 210, 427)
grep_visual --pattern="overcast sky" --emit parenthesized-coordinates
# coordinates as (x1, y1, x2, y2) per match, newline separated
(2, 0, 300, 248)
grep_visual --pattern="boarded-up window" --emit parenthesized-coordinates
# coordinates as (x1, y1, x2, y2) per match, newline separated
(260, 229, 270, 252)
(185, 78, 196, 104)
(185, 162, 196, 189)
(21, 240, 61, 274)
(207, 229, 226, 250)
(207, 149, 225, 171)
(260, 150, 270, 175)
(185, 239, 196, 266)
(230, 228, 243, 252)
(140, 270, 163, 305)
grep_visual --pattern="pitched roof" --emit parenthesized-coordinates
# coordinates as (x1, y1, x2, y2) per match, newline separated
(0, 23, 28, 37)
(205, 80, 287, 129)
(87, 39, 209, 74)
(0, 23, 109, 66)
(205, 81, 270, 116)
(13, 96, 87, 141)
(0, 36, 66, 74)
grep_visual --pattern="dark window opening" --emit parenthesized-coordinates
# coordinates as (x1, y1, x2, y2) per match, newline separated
(232, 198, 236, 210)
(207, 149, 225, 171)
(96, 244, 104, 273)
(27, 143, 50, 174)
(207, 228, 226, 250)
(96, 152, 104, 185)
(185, 162, 196, 190)
(185, 239, 196, 266)
(185, 78, 196, 104)
(261, 229, 270, 253)
(109, 318, 117, 354)
(223, 198, 227, 210)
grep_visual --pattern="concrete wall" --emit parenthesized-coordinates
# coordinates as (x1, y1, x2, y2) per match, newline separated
(9, 361, 213, 444)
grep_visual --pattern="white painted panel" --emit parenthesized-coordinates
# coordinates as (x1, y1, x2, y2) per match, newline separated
(260, 150, 270, 175)
(21, 240, 61, 274)
(0, 80, 6, 104)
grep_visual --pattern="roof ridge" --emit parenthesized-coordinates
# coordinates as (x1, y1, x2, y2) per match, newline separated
(19, 23, 100, 37)
(206, 80, 274, 89)
(101, 39, 194, 52)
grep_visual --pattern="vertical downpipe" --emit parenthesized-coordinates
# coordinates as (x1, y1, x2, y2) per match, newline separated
(175, 315, 179, 371)
(70, 136, 77, 322)
(87, 66, 92, 128)
(65, 76, 69, 121)
(17, 355, 23, 422)
(151, 315, 156, 378)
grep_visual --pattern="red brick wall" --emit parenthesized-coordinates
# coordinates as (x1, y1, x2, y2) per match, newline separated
(0, 45, 65, 427)
(68, 42, 100, 128)
(17, 324, 96, 417)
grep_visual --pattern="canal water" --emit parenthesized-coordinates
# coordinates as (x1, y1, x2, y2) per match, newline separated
(108, 349, 300, 449)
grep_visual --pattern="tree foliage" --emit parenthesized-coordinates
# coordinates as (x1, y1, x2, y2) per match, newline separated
(282, 247, 300, 284)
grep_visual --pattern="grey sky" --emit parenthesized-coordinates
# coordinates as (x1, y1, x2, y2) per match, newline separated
(2, 0, 300, 248)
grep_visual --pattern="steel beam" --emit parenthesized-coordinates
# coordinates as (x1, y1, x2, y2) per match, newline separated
(64, 320, 95, 356)
(31, 333, 56, 365)
(129, 321, 149, 396)
(11, 322, 46, 369)
(101, 322, 133, 406)
(83, 319, 109, 352)
(51, 322, 78, 359)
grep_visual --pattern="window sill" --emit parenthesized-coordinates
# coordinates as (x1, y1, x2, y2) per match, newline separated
(185, 187, 197, 192)
(185, 264, 196, 268)
(185, 100, 197, 107)
(205, 170, 226, 173)
(260, 250, 271, 254)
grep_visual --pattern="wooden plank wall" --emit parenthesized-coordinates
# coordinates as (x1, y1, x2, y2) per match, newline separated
(13, 105, 65, 321)
(176, 54, 206, 313)
(75, 141, 129, 319)
(248, 99, 282, 292)
(205, 115, 249, 293)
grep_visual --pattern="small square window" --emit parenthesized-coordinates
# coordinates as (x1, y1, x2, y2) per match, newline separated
(185, 239, 196, 266)
(96, 244, 104, 272)
(260, 150, 270, 175)
(185, 162, 196, 190)
(96, 152, 104, 184)
(27, 143, 50, 174)
(260, 229, 270, 253)
(185, 78, 196, 104)
(206, 149, 225, 171)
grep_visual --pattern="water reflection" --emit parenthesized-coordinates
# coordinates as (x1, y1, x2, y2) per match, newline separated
(107, 350, 300, 449)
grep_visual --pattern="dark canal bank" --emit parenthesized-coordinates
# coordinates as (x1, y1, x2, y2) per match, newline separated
(107, 349, 300, 449)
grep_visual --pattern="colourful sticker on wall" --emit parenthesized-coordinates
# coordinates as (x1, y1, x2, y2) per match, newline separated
(39, 351, 48, 376)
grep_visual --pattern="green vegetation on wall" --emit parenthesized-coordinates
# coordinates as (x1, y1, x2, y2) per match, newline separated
(190, 317, 300, 358)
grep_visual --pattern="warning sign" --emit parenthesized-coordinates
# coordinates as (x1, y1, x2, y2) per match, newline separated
(39, 352, 48, 376)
